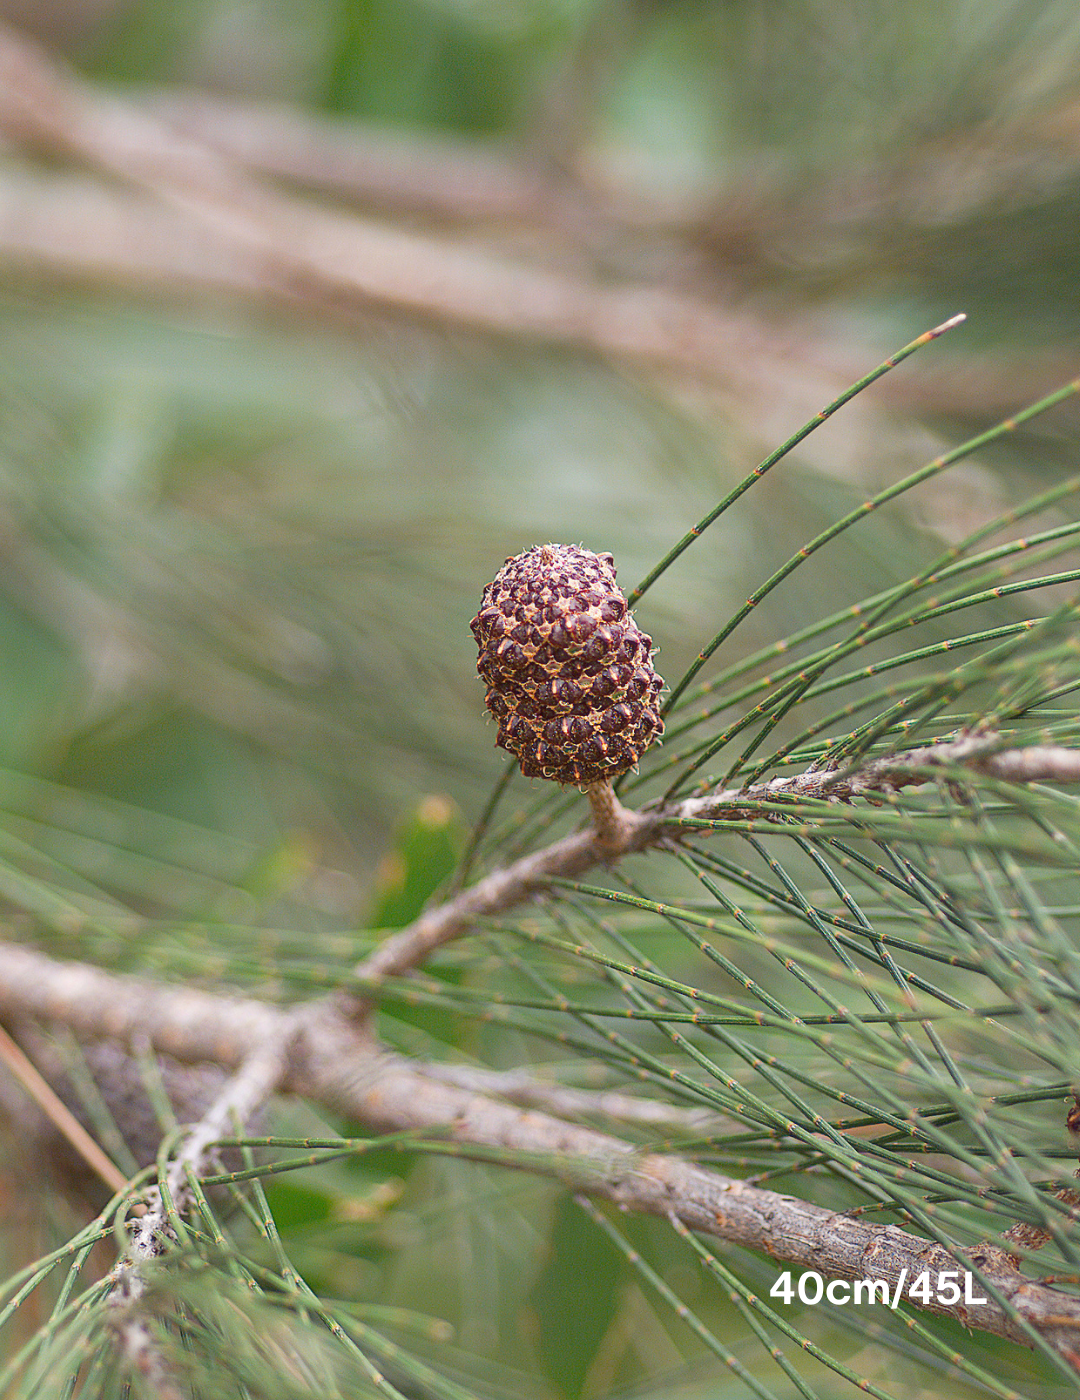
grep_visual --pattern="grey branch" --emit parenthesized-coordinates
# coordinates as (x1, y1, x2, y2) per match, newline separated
(350, 731, 1079, 990)
(415, 1063, 731, 1134)
(348, 806, 661, 988)
(117, 1033, 295, 1275)
(1, 941, 1080, 1363)
(131, 87, 1080, 277)
(104, 1032, 296, 1395)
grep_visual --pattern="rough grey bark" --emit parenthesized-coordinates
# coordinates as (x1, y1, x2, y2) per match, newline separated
(3, 939, 1080, 1366)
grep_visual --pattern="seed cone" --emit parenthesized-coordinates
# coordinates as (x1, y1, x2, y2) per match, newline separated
(471, 544, 663, 785)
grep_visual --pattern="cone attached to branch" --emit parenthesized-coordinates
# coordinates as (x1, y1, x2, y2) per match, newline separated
(471, 544, 663, 788)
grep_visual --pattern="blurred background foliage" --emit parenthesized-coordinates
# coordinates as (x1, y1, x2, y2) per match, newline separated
(0, 0, 1076, 873)
(0, 0, 1080, 1397)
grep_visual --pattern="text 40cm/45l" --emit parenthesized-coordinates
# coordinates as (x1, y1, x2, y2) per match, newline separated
(770, 1269, 988, 1309)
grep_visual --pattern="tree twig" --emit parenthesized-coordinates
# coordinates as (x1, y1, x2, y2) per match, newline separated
(0, 167, 304, 306)
(585, 778, 633, 854)
(139, 88, 562, 226)
(113, 1034, 294, 1278)
(348, 730, 1078, 993)
(413, 1063, 730, 1134)
(3, 732, 1080, 1363)
(1, 943, 1080, 1364)
(135, 86, 1080, 303)
(106, 1035, 294, 1395)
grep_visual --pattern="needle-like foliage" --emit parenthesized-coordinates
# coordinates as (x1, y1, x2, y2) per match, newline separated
(2, 5, 1080, 1395)
(3, 334, 1080, 1398)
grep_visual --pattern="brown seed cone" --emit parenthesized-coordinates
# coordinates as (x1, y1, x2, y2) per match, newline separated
(471, 544, 663, 785)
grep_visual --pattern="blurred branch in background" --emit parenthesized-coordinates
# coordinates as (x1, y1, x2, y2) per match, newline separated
(0, 18, 1076, 420)
(0, 22, 781, 388)
(137, 81, 1080, 417)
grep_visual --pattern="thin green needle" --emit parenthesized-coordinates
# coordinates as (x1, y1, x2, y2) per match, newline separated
(627, 313, 966, 609)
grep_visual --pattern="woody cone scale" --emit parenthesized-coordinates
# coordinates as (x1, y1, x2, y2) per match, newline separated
(471, 544, 663, 785)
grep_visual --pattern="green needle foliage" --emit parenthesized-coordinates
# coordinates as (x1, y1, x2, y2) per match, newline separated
(4, 342, 1080, 1399)
(3, 4, 1080, 1397)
